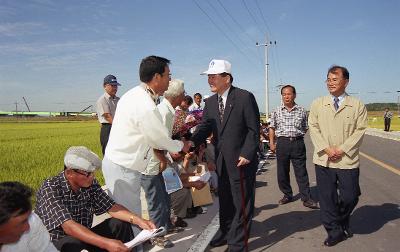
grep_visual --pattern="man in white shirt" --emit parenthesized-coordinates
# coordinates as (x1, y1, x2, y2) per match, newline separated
(188, 93, 203, 112)
(102, 56, 190, 242)
(141, 79, 186, 248)
(0, 181, 58, 252)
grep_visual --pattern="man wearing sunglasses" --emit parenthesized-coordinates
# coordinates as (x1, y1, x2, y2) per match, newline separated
(35, 146, 156, 252)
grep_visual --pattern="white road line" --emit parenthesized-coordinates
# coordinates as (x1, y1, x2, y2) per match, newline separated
(188, 213, 220, 252)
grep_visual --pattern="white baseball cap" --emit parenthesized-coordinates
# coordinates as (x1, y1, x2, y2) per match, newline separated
(201, 59, 232, 75)
(64, 146, 101, 172)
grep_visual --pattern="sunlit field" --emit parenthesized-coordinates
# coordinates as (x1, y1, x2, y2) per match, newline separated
(367, 111, 400, 131)
(0, 119, 103, 192)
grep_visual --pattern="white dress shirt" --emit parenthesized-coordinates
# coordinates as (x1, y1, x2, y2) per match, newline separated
(1, 213, 58, 252)
(105, 83, 183, 171)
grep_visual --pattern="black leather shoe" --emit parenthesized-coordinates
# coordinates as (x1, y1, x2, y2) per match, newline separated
(279, 196, 292, 205)
(323, 234, 346, 247)
(303, 199, 319, 209)
(209, 237, 227, 247)
(210, 230, 227, 247)
(343, 226, 353, 238)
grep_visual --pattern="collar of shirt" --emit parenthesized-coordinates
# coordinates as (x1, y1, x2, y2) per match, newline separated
(161, 98, 175, 114)
(140, 82, 159, 103)
(104, 92, 118, 101)
(331, 93, 347, 107)
(60, 172, 84, 196)
(279, 103, 298, 112)
(219, 86, 231, 107)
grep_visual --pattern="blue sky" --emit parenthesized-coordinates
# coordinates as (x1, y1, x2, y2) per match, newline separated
(0, 0, 399, 113)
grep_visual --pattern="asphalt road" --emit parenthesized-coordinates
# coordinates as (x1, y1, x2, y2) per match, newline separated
(207, 134, 400, 252)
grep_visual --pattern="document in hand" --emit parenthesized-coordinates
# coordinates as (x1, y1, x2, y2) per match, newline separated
(124, 227, 165, 249)
(162, 167, 183, 194)
(188, 171, 211, 182)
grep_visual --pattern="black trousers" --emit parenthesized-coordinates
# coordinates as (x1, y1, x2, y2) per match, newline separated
(53, 218, 134, 252)
(276, 137, 311, 201)
(217, 161, 256, 252)
(100, 123, 112, 155)
(315, 165, 361, 238)
(384, 117, 391, 131)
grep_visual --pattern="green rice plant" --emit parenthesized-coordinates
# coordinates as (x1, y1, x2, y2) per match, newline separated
(0, 121, 103, 192)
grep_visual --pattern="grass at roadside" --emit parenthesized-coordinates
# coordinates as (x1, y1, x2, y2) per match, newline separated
(0, 120, 103, 192)
(367, 111, 400, 131)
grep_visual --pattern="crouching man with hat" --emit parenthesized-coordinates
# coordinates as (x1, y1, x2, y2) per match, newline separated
(35, 146, 156, 252)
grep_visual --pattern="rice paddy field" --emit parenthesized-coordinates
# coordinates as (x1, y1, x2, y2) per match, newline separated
(0, 111, 399, 193)
(0, 118, 104, 192)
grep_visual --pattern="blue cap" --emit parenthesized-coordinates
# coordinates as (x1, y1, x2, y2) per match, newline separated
(103, 74, 121, 86)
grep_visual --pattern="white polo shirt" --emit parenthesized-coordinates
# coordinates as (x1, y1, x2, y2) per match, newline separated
(105, 83, 183, 171)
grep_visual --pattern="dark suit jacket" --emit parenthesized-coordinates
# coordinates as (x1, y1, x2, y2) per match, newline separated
(192, 86, 260, 179)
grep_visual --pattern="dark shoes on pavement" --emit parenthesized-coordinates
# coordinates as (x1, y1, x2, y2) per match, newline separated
(209, 230, 227, 247)
(278, 196, 292, 205)
(173, 217, 188, 228)
(323, 233, 346, 247)
(302, 199, 319, 209)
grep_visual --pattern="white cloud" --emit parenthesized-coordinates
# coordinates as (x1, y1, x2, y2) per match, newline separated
(0, 22, 46, 37)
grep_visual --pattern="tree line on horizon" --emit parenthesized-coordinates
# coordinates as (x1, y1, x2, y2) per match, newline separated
(365, 103, 397, 111)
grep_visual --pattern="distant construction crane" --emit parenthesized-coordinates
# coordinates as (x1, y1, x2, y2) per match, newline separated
(79, 105, 93, 114)
(22, 97, 31, 112)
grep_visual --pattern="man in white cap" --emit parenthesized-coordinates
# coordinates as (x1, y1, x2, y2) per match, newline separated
(35, 146, 156, 252)
(96, 74, 121, 155)
(191, 59, 260, 251)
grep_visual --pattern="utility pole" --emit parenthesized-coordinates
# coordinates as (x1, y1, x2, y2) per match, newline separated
(256, 36, 276, 118)
(397, 90, 400, 117)
(14, 102, 18, 115)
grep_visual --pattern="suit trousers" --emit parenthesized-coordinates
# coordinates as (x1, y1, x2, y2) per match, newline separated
(384, 117, 391, 131)
(53, 218, 134, 252)
(218, 161, 256, 252)
(276, 137, 311, 201)
(315, 165, 361, 238)
(100, 123, 111, 155)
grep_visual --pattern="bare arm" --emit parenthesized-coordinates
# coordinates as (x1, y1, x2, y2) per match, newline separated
(108, 204, 156, 230)
(103, 113, 113, 124)
(268, 127, 276, 152)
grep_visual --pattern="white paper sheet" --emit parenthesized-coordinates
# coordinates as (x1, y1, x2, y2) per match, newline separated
(124, 227, 165, 249)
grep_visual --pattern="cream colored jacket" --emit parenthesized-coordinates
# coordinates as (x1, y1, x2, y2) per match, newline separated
(308, 95, 368, 169)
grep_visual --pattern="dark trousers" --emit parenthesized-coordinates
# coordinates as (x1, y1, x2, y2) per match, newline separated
(53, 218, 134, 252)
(141, 173, 172, 232)
(315, 165, 361, 238)
(217, 161, 256, 252)
(276, 137, 311, 201)
(384, 117, 391, 131)
(100, 123, 112, 155)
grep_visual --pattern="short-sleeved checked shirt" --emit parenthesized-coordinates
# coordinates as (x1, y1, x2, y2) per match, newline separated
(34, 171, 115, 241)
(270, 104, 308, 137)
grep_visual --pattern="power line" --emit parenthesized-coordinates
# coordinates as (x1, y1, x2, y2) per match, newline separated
(205, 0, 262, 65)
(192, 0, 257, 65)
(215, 0, 264, 65)
(254, 0, 272, 37)
(241, 0, 266, 35)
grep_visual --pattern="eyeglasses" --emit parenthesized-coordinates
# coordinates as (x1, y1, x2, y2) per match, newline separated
(73, 169, 94, 177)
(325, 78, 344, 83)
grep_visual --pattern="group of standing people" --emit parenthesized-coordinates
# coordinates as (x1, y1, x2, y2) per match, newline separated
(269, 65, 368, 247)
(0, 60, 368, 252)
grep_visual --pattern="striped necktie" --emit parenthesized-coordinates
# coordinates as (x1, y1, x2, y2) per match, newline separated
(334, 97, 339, 111)
(218, 96, 224, 122)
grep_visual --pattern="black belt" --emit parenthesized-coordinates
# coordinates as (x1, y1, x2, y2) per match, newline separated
(101, 123, 111, 126)
(277, 136, 304, 141)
